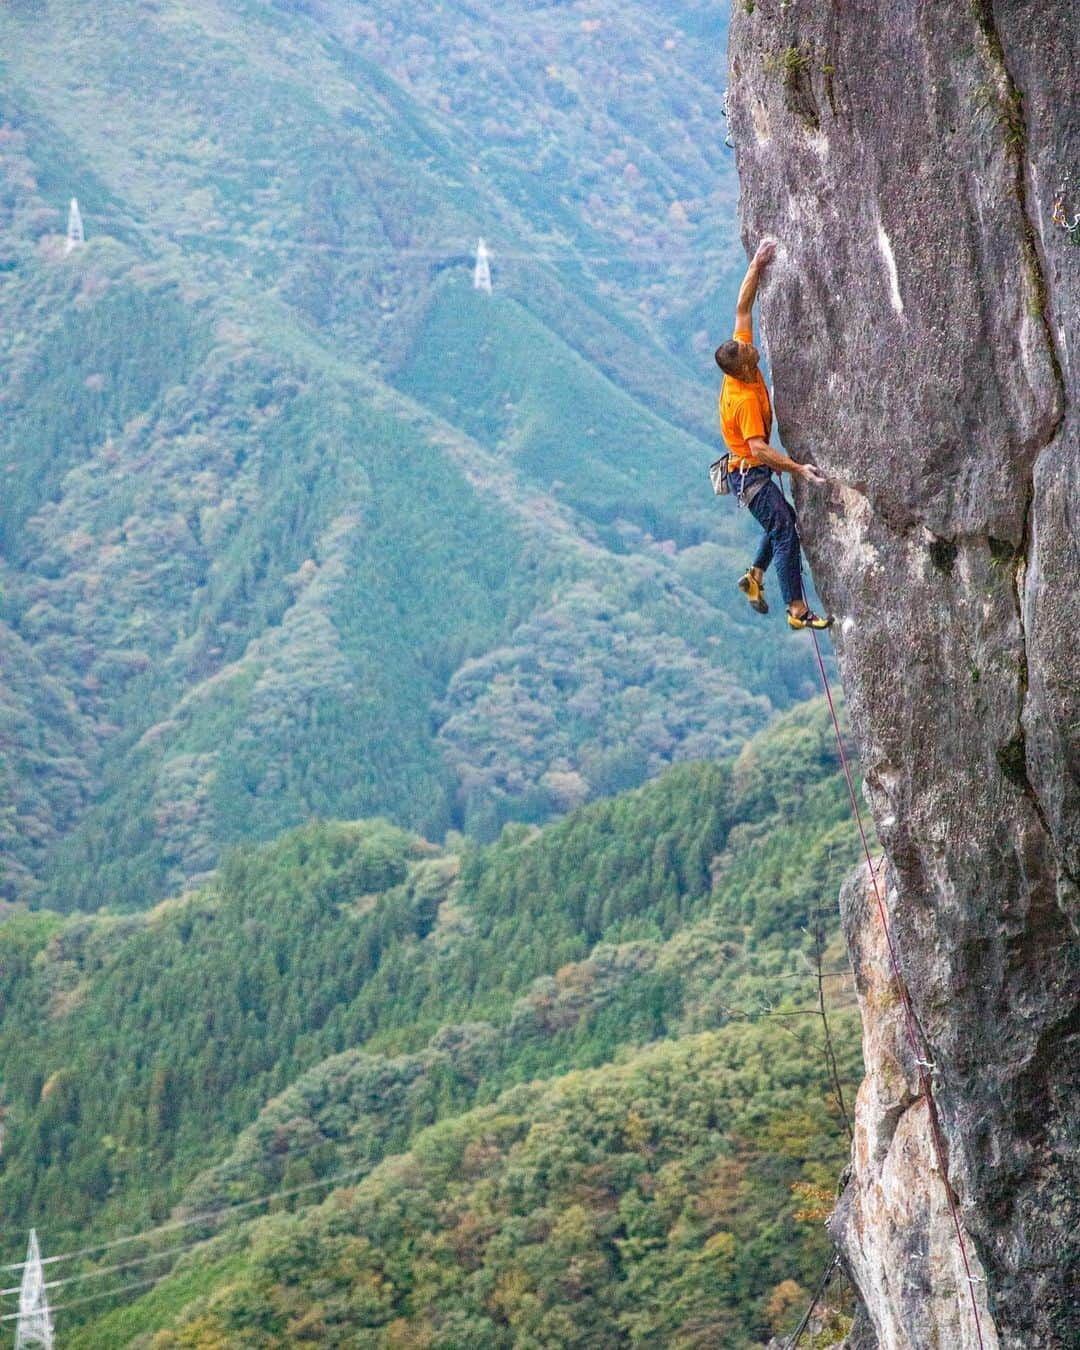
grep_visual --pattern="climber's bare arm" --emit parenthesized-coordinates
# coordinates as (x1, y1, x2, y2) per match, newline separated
(734, 238, 777, 335)
(747, 436, 827, 484)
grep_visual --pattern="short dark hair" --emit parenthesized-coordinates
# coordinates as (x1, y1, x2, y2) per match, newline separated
(715, 340, 742, 375)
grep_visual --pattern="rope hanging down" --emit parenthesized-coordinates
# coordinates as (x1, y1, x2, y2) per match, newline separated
(786, 1251, 842, 1350)
(809, 630, 987, 1350)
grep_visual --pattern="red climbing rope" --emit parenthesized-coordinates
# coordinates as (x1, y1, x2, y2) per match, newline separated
(809, 630, 987, 1350)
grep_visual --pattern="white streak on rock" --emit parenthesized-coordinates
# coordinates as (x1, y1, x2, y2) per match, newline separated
(831, 483, 880, 572)
(751, 97, 771, 144)
(877, 224, 904, 315)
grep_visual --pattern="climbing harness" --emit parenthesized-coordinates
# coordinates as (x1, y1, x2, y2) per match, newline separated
(809, 628, 987, 1350)
(732, 462, 771, 508)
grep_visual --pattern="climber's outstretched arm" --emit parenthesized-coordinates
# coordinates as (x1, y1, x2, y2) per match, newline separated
(733, 237, 777, 335)
(747, 436, 827, 484)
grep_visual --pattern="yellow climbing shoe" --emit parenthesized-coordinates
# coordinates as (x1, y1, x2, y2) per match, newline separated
(738, 571, 768, 614)
(787, 608, 834, 631)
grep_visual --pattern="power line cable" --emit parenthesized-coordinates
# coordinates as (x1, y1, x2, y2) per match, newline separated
(0, 1129, 377, 1283)
(129, 1119, 375, 1196)
(0, 1274, 164, 1324)
(0, 1240, 211, 1300)
(1, 1162, 373, 1275)
(36, 202, 737, 269)
(11, 1137, 357, 1273)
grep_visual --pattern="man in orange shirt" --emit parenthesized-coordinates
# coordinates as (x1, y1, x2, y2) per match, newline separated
(715, 238, 832, 630)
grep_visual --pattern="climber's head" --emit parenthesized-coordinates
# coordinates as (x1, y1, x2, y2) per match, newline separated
(715, 338, 759, 381)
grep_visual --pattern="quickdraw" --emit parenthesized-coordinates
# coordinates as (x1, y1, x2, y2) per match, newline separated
(1052, 170, 1080, 244)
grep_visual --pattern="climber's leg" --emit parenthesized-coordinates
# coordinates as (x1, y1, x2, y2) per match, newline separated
(748, 480, 803, 608)
(747, 482, 834, 628)
(751, 533, 773, 575)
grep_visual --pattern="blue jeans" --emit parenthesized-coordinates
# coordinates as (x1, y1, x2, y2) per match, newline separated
(738, 469, 805, 608)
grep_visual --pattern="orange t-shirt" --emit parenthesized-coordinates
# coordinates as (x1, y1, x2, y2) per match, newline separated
(718, 327, 772, 468)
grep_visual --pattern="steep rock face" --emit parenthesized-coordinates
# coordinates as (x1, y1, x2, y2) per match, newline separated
(832, 865, 999, 1350)
(728, 3, 1078, 1347)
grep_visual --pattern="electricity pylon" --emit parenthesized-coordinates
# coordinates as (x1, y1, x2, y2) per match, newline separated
(66, 197, 85, 254)
(474, 237, 492, 293)
(14, 1229, 54, 1350)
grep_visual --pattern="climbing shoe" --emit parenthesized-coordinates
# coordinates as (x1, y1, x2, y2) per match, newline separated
(737, 571, 768, 614)
(787, 608, 834, 631)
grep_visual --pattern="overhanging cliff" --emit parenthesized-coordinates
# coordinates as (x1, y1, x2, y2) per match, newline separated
(728, 3, 1078, 1347)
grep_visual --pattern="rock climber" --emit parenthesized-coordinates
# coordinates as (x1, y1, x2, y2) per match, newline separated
(715, 238, 833, 630)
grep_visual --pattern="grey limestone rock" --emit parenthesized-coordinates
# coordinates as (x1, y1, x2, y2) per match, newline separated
(729, 2, 1079, 1347)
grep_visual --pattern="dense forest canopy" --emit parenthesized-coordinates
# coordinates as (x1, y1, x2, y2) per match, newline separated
(1, 705, 864, 1346)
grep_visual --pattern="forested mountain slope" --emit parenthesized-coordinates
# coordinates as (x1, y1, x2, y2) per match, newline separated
(0, 703, 864, 1346)
(99, 1028, 856, 1349)
(0, 0, 821, 910)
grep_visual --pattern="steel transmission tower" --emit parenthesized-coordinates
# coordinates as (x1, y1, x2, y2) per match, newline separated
(14, 1230, 54, 1350)
(473, 237, 492, 293)
(66, 197, 84, 254)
